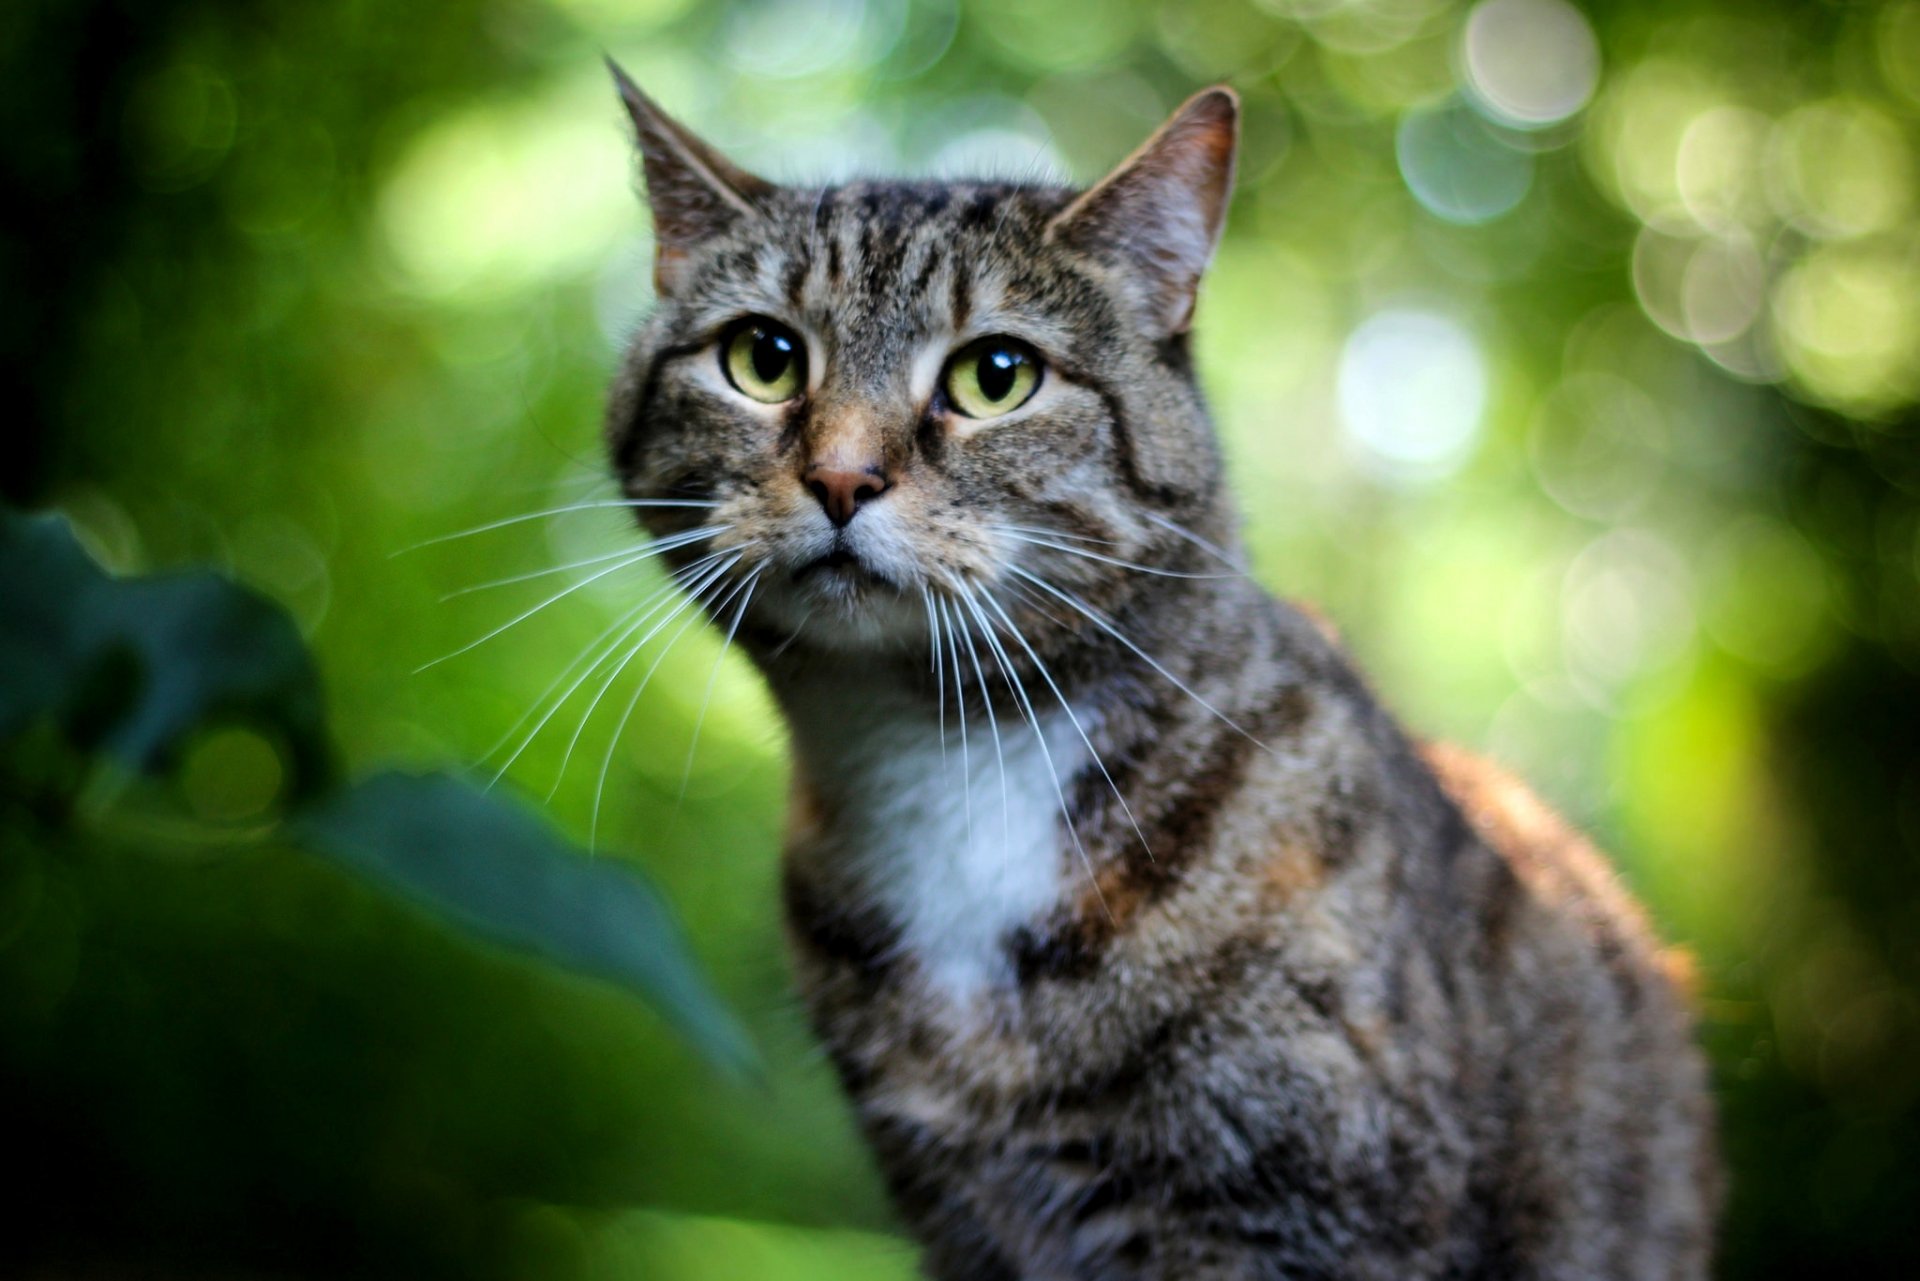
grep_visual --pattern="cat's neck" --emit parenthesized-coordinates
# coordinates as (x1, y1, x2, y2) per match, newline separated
(772, 666, 1089, 1002)
(760, 575, 1284, 1004)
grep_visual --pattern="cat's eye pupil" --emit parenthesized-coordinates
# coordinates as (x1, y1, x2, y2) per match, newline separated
(978, 349, 1019, 402)
(752, 330, 792, 383)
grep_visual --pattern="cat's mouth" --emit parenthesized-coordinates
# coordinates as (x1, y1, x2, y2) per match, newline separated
(794, 546, 889, 589)
(790, 532, 918, 608)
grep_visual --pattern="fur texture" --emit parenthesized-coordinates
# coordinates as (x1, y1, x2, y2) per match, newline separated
(602, 68, 1719, 1279)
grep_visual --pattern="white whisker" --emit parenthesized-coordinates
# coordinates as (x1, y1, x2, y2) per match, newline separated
(767, 608, 813, 660)
(589, 599, 712, 850)
(1008, 564, 1269, 752)
(990, 523, 1124, 548)
(993, 529, 1237, 580)
(545, 553, 741, 799)
(677, 567, 763, 803)
(439, 525, 730, 600)
(484, 551, 733, 790)
(922, 585, 946, 763)
(937, 594, 972, 846)
(1144, 510, 1249, 574)
(979, 590, 1151, 862)
(471, 597, 654, 774)
(955, 580, 1111, 924)
(415, 544, 669, 673)
(1003, 580, 1079, 634)
(949, 589, 1010, 848)
(392, 498, 719, 556)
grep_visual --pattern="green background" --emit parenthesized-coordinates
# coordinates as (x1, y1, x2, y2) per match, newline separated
(5, 0, 1920, 1275)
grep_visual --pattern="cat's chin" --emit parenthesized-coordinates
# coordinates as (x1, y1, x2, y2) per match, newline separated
(752, 567, 923, 656)
(792, 547, 891, 591)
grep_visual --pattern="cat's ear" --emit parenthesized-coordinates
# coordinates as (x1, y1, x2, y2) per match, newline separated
(607, 59, 774, 294)
(1046, 87, 1239, 335)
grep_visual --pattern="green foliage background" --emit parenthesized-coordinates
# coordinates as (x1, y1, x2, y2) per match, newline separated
(5, 0, 1920, 1275)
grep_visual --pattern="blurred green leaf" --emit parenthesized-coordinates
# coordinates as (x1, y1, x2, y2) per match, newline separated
(0, 509, 333, 796)
(3, 505, 756, 1081)
(297, 770, 760, 1080)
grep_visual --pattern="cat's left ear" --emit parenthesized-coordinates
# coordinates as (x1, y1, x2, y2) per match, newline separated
(1046, 87, 1239, 335)
(607, 59, 774, 294)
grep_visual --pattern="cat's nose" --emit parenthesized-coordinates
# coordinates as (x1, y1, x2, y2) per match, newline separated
(804, 464, 890, 528)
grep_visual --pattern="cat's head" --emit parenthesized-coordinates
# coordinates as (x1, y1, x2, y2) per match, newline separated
(605, 64, 1240, 659)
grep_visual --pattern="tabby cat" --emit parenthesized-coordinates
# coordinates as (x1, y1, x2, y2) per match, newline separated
(601, 63, 1718, 1280)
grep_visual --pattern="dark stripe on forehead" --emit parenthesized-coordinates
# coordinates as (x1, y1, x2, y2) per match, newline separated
(782, 251, 808, 308)
(908, 240, 942, 302)
(860, 214, 909, 292)
(958, 187, 1001, 230)
(949, 256, 972, 332)
(713, 244, 757, 280)
(809, 186, 832, 241)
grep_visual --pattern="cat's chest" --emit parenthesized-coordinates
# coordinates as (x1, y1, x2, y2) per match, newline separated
(789, 701, 1086, 1004)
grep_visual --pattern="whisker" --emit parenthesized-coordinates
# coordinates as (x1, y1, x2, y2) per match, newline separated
(993, 529, 1238, 580)
(989, 523, 1125, 548)
(545, 552, 742, 800)
(922, 585, 946, 763)
(767, 608, 813, 660)
(439, 525, 730, 600)
(472, 577, 683, 770)
(391, 498, 720, 556)
(954, 580, 1111, 925)
(948, 589, 1010, 848)
(1144, 511, 1249, 574)
(414, 544, 670, 673)
(979, 591, 1151, 862)
(677, 567, 763, 803)
(1007, 564, 1269, 752)
(1004, 579, 1080, 635)
(937, 594, 972, 845)
(485, 551, 734, 790)
(589, 588, 721, 851)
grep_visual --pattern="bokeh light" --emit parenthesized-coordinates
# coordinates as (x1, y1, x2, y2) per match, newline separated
(1767, 99, 1913, 241)
(1337, 308, 1487, 479)
(1461, 0, 1600, 129)
(1396, 96, 1533, 223)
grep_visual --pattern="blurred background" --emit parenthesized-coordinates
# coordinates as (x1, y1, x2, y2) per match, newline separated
(4, 0, 1919, 1275)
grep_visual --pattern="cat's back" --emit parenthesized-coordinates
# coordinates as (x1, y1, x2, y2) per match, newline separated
(1417, 739, 1721, 1277)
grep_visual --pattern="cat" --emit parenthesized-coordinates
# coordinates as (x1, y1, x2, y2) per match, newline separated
(601, 61, 1719, 1280)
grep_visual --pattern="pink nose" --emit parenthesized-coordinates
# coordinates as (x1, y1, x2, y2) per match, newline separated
(804, 465, 890, 527)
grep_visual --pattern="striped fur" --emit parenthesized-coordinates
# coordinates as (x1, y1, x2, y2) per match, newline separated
(603, 73, 1718, 1279)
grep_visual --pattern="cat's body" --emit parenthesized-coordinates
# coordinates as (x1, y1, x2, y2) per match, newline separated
(773, 585, 1714, 1281)
(603, 68, 1718, 1279)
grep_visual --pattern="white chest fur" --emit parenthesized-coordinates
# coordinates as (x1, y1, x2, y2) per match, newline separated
(789, 695, 1085, 1003)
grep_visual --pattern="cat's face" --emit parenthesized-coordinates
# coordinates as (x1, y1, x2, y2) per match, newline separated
(605, 72, 1239, 659)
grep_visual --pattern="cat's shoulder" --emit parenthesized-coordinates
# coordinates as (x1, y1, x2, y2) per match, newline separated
(1420, 738, 1698, 1002)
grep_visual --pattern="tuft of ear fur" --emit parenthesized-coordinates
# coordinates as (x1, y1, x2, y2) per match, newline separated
(1046, 87, 1239, 335)
(607, 58, 773, 294)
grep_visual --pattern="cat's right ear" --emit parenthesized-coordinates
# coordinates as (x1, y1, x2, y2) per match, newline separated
(1046, 86, 1239, 336)
(607, 59, 773, 294)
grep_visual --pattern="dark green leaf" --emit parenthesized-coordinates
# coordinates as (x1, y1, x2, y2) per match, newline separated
(296, 770, 760, 1079)
(0, 510, 333, 796)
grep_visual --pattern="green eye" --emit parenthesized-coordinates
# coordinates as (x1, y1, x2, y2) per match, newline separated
(722, 317, 805, 403)
(944, 337, 1042, 420)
